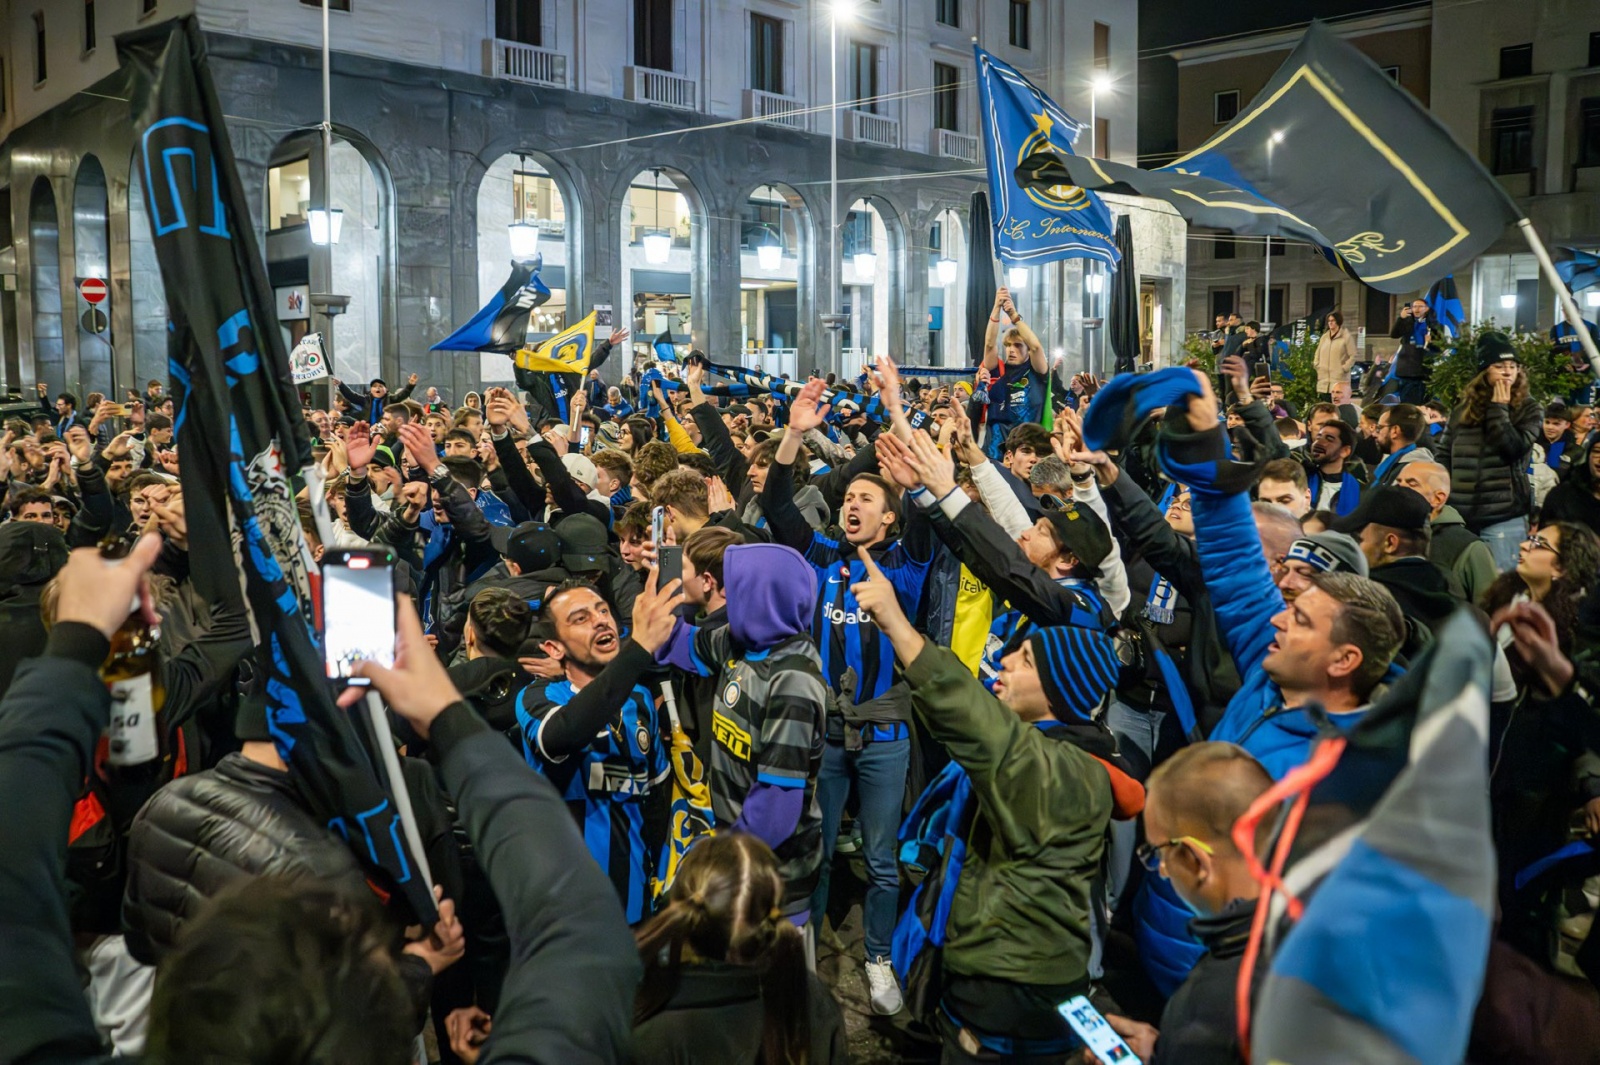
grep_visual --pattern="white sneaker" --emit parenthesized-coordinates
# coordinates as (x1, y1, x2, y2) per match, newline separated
(865, 955, 904, 1015)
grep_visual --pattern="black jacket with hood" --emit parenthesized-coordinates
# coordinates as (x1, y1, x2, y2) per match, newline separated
(1435, 396, 1544, 531)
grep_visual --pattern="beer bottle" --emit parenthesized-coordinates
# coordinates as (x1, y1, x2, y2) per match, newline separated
(99, 539, 165, 767)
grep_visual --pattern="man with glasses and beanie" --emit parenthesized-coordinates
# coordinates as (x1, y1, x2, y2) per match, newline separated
(1099, 743, 1274, 1065)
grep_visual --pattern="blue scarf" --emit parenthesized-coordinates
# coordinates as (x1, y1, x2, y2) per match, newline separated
(1372, 443, 1417, 484)
(1546, 439, 1567, 470)
(1309, 469, 1362, 516)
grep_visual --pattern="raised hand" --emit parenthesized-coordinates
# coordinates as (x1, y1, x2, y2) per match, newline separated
(1220, 354, 1250, 398)
(875, 432, 922, 491)
(1187, 371, 1223, 433)
(397, 481, 430, 523)
(335, 597, 463, 737)
(786, 378, 832, 434)
(707, 475, 736, 514)
(397, 421, 437, 470)
(905, 427, 958, 497)
(407, 373, 420, 386)
(631, 564, 685, 654)
(1489, 600, 1573, 697)
(847, 546, 922, 663)
(345, 421, 376, 470)
(608, 328, 631, 347)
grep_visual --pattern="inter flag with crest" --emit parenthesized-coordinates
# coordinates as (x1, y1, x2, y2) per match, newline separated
(1016, 20, 1522, 294)
(974, 47, 1118, 270)
(119, 18, 435, 922)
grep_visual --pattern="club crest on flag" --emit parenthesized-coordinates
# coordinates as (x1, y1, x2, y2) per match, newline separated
(515, 311, 597, 375)
(975, 46, 1119, 269)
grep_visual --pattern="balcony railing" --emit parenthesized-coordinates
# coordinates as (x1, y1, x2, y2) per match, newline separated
(846, 109, 900, 149)
(625, 66, 697, 111)
(485, 38, 568, 89)
(933, 128, 979, 163)
(743, 88, 805, 130)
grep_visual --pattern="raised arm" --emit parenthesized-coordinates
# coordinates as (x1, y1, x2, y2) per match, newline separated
(523, 642, 657, 760)
(485, 389, 550, 516)
(1161, 373, 1284, 676)
(762, 379, 831, 553)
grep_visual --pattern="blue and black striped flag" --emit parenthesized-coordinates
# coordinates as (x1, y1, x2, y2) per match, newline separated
(1017, 20, 1521, 294)
(121, 18, 436, 923)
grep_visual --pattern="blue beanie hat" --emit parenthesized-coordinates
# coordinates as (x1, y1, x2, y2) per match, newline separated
(1028, 624, 1120, 724)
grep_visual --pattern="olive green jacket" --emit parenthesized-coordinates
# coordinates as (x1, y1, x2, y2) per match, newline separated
(903, 643, 1112, 987)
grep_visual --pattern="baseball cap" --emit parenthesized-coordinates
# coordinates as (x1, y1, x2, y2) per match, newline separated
(1042, 501, 1112, 571)
(556, 514, 612, 573)
(562, 453, 598, 489)
(1285, 532, 1369, 578)
(490, 521, 560, 573)
(1330, 484, 1431, 535)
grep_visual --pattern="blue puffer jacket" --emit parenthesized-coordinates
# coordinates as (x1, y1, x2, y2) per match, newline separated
(1167, 429, 1369, 779)
(1130, 420, 1373, 995)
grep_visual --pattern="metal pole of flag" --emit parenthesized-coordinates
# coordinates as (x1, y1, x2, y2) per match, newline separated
(364, 692, 436, 892)
(1518, 219, 1600, 380)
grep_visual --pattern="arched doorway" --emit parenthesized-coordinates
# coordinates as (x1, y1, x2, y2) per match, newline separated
(72, 156, 112, 397)
(477, 153, 573, 388)
(621, 168, 700, 365)
(263, 132, 392, 389)
(29, 178, 64, 391)
(929, 207, 966, 367)
(842, 196, 900, 362)
(128, 149, 171, 391)
(739, 182, 807, 378)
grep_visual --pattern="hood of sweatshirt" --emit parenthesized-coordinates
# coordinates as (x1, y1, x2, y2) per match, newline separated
(723, 543, 817, 651)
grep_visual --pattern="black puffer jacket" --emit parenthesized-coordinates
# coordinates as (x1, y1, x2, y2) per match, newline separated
(1435, 397, 1543, 531)
(122, 752, 370, 964)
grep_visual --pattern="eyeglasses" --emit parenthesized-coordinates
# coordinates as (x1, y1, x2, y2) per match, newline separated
(1524, 534, 1561, 558)
(1168, 495, 1193, 511)
(1135, 835, 1215, 872)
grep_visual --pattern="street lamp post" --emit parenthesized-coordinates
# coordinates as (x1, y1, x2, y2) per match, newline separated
(818, 2, 855, 374)
(309, 0, 349, 407)
(1087, 72, 1112, 375)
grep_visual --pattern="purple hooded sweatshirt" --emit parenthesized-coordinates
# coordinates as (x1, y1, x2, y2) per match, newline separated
(655, 543, 819, 854)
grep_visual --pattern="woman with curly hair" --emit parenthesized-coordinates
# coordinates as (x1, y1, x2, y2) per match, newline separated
(630, 833, 845, 1065)
(1483, 521, 1600, 657)
(1434, 331, 1545, 572)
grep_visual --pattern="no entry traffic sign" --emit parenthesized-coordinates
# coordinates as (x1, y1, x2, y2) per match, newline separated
(79, 277, 109, 305)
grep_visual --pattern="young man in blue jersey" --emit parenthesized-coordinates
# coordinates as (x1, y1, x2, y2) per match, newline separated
(979, 286, 1049, 461)
(759, 366, 933, 1015)
(514, 580, 668, 925)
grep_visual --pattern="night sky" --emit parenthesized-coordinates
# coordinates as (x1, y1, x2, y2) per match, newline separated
(1139, 0, 1426, 52)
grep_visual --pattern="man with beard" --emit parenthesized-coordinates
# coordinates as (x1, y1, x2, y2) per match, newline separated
(1299, 419, 1366, 518)
(514, 581, 666, 925)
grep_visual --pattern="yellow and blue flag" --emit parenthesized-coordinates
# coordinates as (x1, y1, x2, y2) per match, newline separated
(975, 46, 1118, 270)
(515, 311, 596, 375)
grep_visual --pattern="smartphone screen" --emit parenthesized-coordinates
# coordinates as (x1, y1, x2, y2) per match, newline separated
(321, 549, 397, 685)
(651, 505, 666, 547)
(579, 426, 592, 450)
(1058, 996, 1141, 1064)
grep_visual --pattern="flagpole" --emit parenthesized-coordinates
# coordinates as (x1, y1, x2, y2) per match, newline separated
(364, 692, 436, 892)
(1519, 219, 1600, 379)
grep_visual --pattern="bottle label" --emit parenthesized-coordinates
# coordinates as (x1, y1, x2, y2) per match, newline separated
(108, 674, 159, 766)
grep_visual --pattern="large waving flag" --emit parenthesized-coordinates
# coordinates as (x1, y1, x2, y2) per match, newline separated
(515, 311, 597, 375)
(1242, 611, 1494, 1065)
(432, 259, 550, 354)
(1018, 20, 1520, 294)
(975, 47, 1118, 269)
(121, 18, 435, 922)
